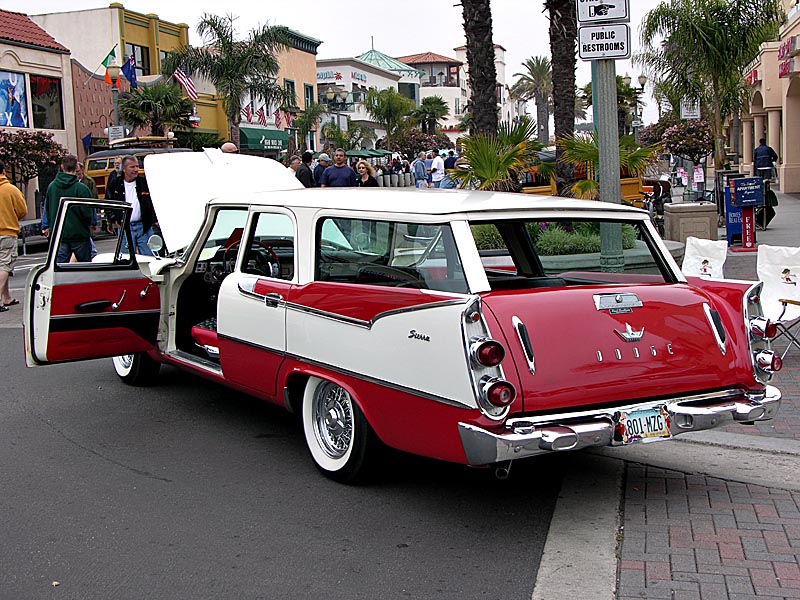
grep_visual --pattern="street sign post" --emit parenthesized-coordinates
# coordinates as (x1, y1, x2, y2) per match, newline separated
(577, 0, 630, 23)
(578, 23, 631, 60)
(107, 126, 125, 143)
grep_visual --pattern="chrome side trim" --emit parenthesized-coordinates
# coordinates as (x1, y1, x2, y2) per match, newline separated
(512, 315, 535, 374)
(236, 279, 471, 329)
(702, 303, 727, 355)
(458, 385, 782, 465)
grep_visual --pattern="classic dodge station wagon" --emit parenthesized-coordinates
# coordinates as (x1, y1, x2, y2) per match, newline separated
(24, 150, 783, 482)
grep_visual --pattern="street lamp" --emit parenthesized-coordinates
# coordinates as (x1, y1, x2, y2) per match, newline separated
(107, 59, 122, 126)
(631, 74, 647, 144)
(324, 86, 350, 131)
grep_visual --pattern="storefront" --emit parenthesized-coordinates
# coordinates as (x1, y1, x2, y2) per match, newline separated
(239, 127, 289, 159)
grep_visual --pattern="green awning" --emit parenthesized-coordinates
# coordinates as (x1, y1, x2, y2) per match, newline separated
(367, 149, 391, 157)
(345, 149, 371, 158)
(239, 127, 289, 151)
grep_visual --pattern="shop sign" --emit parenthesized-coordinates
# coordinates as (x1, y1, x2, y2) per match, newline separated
(317, 70, 343, 81)
(778, 36, 798, 60)
(745, 69, 760, 85)
(779, 58, 798, 79)
(351, 71, 367, 82)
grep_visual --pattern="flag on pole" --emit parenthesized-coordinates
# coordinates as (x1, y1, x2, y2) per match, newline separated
(240, 105, 252, 123)
(102, 48, 120, 88)
(173, 67, 197, 101)
(284, 111, 293, 128)
(121, 53, 137, 89)
(273, 108, 282, 128)
(256, 106, 267, 127)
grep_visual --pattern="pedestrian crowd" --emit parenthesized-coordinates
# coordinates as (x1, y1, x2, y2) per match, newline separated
(283, 147, 461, 189)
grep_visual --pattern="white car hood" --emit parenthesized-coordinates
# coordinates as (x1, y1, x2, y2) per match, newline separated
(144, 148, 303, 252)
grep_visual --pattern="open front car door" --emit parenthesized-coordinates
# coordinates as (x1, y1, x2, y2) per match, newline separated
(23, 198, 161, 366)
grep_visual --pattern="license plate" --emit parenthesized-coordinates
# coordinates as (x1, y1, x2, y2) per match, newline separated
(619, 406, 671, 444)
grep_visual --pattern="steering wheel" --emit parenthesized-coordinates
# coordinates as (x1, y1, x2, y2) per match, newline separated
(356, 264, 423, 286)
(223, 240, 281, 277)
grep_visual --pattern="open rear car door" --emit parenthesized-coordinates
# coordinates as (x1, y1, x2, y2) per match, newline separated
(23, 198, 161, 366)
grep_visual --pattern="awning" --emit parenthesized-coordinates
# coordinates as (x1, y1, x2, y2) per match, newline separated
(345, 149, 371, 158)
(239, 127, 289, 151)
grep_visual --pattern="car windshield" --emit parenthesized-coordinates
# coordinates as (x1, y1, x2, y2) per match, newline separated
(469, 217, 678, 290)
(316, 217, 468, 294)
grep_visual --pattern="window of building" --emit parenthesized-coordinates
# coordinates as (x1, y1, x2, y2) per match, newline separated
(125, 43, 151, 77)
(284, 79, 296, 107)
(0, 69, 29, 128)
(304, 84, 314, 109)
(454, 98, 460, 116)
(159, 50, 169, 74)
(29, 75, 64, 130)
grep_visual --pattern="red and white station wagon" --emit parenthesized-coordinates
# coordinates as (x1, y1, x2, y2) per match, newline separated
(24, 150, 782, 482)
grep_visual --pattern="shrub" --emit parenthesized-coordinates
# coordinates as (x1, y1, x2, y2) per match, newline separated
(471, 224, 504, 250)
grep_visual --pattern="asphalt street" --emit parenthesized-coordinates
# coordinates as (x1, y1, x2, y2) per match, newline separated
(0, 327, 562, 600)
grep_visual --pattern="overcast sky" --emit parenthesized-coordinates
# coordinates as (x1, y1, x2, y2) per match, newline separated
(4, 0, 663, 123)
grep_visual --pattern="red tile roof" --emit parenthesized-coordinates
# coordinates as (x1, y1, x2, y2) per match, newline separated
(395, 51, 461, 65)
(0, 10, 69, 53)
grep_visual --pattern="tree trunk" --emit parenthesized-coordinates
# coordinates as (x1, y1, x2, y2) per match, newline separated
(461, 0, 498, 135)
(230, 121, 241, 149)
(546, 0, 577, 196)
(535, 91, 549, 144)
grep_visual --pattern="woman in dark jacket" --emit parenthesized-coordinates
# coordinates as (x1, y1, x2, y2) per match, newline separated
(355, 160, 379, 187)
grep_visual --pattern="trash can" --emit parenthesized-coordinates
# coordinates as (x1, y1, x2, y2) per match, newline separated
(664, 201, 718, 244)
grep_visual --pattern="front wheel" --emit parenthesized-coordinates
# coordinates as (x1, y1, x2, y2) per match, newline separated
(112, 352, 160, 386)
(302, 377, 372, 483)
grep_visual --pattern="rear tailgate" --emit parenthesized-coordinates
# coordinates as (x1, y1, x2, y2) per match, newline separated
(482, 284, 754, 413)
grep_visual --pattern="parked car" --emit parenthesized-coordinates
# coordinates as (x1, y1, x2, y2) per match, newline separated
(23, 149, 783, 483)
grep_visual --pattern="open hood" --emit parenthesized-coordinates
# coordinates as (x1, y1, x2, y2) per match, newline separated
(144, 149, 303, 252)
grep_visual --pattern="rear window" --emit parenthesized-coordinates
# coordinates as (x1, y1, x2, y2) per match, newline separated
(470, 218, 677, 290)
(86, 158, 109, 171)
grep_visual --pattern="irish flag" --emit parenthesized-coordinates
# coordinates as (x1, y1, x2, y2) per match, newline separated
(102, 48, 120, 87)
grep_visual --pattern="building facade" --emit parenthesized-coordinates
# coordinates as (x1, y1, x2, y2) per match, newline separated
(737, 0, 800, 192)
(0, 9, 76, 216)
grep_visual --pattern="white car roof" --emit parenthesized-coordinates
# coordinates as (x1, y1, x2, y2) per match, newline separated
(144, 150, 646, 251)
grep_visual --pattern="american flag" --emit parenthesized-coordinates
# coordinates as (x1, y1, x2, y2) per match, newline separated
(273, 108, 282, 128)
(284, 111, 293, 128)
(173, 67, 197, 101)
(256, 106, 267, 127)
(241, 105, 252, 123)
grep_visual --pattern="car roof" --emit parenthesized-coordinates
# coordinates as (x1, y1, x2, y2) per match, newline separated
(86, 147, 191, 160)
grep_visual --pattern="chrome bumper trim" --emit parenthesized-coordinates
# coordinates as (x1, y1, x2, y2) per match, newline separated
(458, 385, 782, 466)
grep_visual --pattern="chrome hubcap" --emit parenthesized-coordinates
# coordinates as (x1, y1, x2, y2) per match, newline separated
(312, 382, 353, 459)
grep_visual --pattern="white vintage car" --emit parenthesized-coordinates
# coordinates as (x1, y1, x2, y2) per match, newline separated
(24, 149, 782, 482)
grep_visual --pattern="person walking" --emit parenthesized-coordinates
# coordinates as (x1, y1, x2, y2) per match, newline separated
(314, 153, 331, 186)
(105, 155, 158, 256)
(444, 150, 456, 170)
(753, 138, 778, 181)
(430, 152, 446, 188)
(0, 159, 27, 311)
(295, 151, 315, 188)
(424, 152, 434, 187)
(355, 160, 379, 187)
(412, 152, 428, 188)
(43, 154, 94, 263)
(319, 148, 357, 187)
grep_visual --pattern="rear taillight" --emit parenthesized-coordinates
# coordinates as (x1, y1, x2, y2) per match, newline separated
(750, 317, 778, 339)
(470, 337, 506, 367)
(481, 377, 516, 407)
(755, 350, 782, 373)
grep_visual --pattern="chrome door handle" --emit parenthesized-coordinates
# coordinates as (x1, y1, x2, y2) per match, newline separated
(264, 293, 283, 308)
(111, 290, 127, 311)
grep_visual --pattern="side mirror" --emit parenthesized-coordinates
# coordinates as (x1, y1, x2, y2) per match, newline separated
(147, 234, 164, 254)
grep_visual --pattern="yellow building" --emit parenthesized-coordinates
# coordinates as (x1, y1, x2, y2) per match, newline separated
(737, 0, 800, 192)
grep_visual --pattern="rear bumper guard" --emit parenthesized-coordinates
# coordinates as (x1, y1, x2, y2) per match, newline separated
(458, 385, 781, 466)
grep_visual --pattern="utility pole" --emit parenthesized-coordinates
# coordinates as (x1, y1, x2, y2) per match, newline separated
(578, 0, 631, 272)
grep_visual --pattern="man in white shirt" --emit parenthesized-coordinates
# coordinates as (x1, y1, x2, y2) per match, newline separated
(430, 152, 446, 188)
(105, 155, 158, 255)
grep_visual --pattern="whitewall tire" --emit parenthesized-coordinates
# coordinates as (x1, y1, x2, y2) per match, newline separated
(112, 353, 160, 386)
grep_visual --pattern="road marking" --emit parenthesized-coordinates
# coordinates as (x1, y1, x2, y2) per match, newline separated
(532, 455, 623, 600)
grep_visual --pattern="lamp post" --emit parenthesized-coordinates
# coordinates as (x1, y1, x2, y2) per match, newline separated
(107, 59, 122, 126)
(324, 86, 350, 132)
(623, 73, 647, 143)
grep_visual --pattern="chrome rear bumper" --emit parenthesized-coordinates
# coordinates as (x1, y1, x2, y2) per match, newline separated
(458, 385, 781, 466)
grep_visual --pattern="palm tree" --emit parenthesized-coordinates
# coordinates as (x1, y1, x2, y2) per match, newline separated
(637, 0, 783, 169)
(164, 13, 291, 149)
(461, 0, 498, 134)
(362, 87, 414, 147)
(449, 116, 551, 191)
(558, 131, 660, 199)
(580, 77, 642, 139)
(118, 83, 194, 136)
(321, 119, 376, 151)
(292, 102, 328, 152)
(411, 96, 450, 134)
(513, 56, 552, 144)
(545, 0, 578, 195)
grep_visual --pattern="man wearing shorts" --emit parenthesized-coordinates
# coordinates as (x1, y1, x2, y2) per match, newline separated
(0, 159, 27, 311)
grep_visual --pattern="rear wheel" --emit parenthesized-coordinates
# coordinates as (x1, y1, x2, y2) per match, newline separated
(302, 377, 371, 483)
(112, 352, 160, 386)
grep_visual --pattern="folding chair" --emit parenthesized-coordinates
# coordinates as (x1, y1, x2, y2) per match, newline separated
(756, 244, 800, 358)
(681, 236, 728, 279)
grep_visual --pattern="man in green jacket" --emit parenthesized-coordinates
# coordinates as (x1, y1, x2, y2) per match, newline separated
(43, 155, 93, 263)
